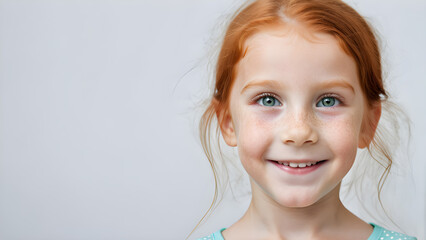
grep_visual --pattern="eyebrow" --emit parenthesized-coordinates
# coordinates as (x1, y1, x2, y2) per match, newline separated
(316, 80, 355, 93)
(241, 79, 355, 94)
(241, 80, 284, 94)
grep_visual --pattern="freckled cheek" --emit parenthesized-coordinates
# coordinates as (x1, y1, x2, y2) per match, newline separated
(235, 114, 274, 163)
(323, 119, 360, 166)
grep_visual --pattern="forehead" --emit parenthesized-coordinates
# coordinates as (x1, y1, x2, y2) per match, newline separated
(235, 26, 359, 89)
(242, 25, 345, 59)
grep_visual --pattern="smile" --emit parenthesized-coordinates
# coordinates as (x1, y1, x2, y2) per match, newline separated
(275, 160, 326, 168)
(269, 160, 327, 175)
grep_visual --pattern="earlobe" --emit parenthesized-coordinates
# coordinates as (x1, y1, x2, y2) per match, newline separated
(217, 109, 237, 147)
(358, 102, 382, 149)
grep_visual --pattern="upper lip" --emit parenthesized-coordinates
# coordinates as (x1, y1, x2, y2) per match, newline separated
(269, 159, 325, 164)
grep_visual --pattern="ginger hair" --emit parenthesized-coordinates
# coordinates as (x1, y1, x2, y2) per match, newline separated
(192, 0, 398, 237)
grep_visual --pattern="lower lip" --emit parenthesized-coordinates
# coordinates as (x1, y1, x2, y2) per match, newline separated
(269, 160, 326, 175)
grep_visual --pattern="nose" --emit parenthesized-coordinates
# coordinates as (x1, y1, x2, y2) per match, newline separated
(280, 112, 318, 147)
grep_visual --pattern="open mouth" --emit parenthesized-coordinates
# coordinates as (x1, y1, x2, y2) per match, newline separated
(270, 160, 327, 168)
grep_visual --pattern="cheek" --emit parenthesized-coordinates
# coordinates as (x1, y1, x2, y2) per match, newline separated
(235, 112, 273, 164)
(324, 115, 362, 165)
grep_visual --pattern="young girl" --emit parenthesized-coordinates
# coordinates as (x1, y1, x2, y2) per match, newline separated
(196, 0, 417, 239)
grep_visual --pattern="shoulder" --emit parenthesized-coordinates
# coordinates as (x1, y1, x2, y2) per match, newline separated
(368, 223, 417, 240)
(196, 225, 417, 240)
(196, 228, 226, 240)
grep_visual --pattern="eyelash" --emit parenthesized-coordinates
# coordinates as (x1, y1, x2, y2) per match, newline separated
(252, 93, 345, 107)
(318, 93, 345, 107)
(252, 93, 282, 106)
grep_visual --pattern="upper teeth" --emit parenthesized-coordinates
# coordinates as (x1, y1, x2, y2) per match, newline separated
(281, 162, 318, 168)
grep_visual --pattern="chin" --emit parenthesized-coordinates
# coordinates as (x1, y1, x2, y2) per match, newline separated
(278, 198, 317, 208)
(272, 191, 322, 209)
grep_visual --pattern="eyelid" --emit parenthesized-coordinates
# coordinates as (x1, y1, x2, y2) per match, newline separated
(252, 92, 282, 105)
(317, 93, 345, 106)
(250, 92, 345, 106)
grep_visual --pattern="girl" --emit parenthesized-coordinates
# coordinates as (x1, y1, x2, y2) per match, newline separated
(196, 0, 417, 239)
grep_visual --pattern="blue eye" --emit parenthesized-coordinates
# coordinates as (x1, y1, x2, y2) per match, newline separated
(257, 95, 281, 107)
(316, 96, 340, 107)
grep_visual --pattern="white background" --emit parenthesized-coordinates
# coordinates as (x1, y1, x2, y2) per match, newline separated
(0, 0, 425, 239)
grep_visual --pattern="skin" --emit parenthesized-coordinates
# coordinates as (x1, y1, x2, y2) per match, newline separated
(218, 26, 381, 240)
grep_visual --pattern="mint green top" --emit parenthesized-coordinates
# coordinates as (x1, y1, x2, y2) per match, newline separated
(197, 223, 417, 240)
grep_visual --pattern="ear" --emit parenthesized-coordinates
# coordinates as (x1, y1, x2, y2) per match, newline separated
(217, 108, 237, 147)
(358, 101, 382, 149)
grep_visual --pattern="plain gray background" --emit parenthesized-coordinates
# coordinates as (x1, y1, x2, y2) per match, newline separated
(0, 0, 425, 239)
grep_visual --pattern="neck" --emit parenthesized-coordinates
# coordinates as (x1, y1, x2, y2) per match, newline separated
(235, 181, 356, 239)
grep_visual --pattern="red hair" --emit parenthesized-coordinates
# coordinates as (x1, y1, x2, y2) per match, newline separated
(195, 0, 392, 237)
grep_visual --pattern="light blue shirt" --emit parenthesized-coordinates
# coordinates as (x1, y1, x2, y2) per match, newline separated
(197, 223, 417, 240)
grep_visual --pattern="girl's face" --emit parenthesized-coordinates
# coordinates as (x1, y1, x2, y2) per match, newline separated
(220, 27, 374, 208)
